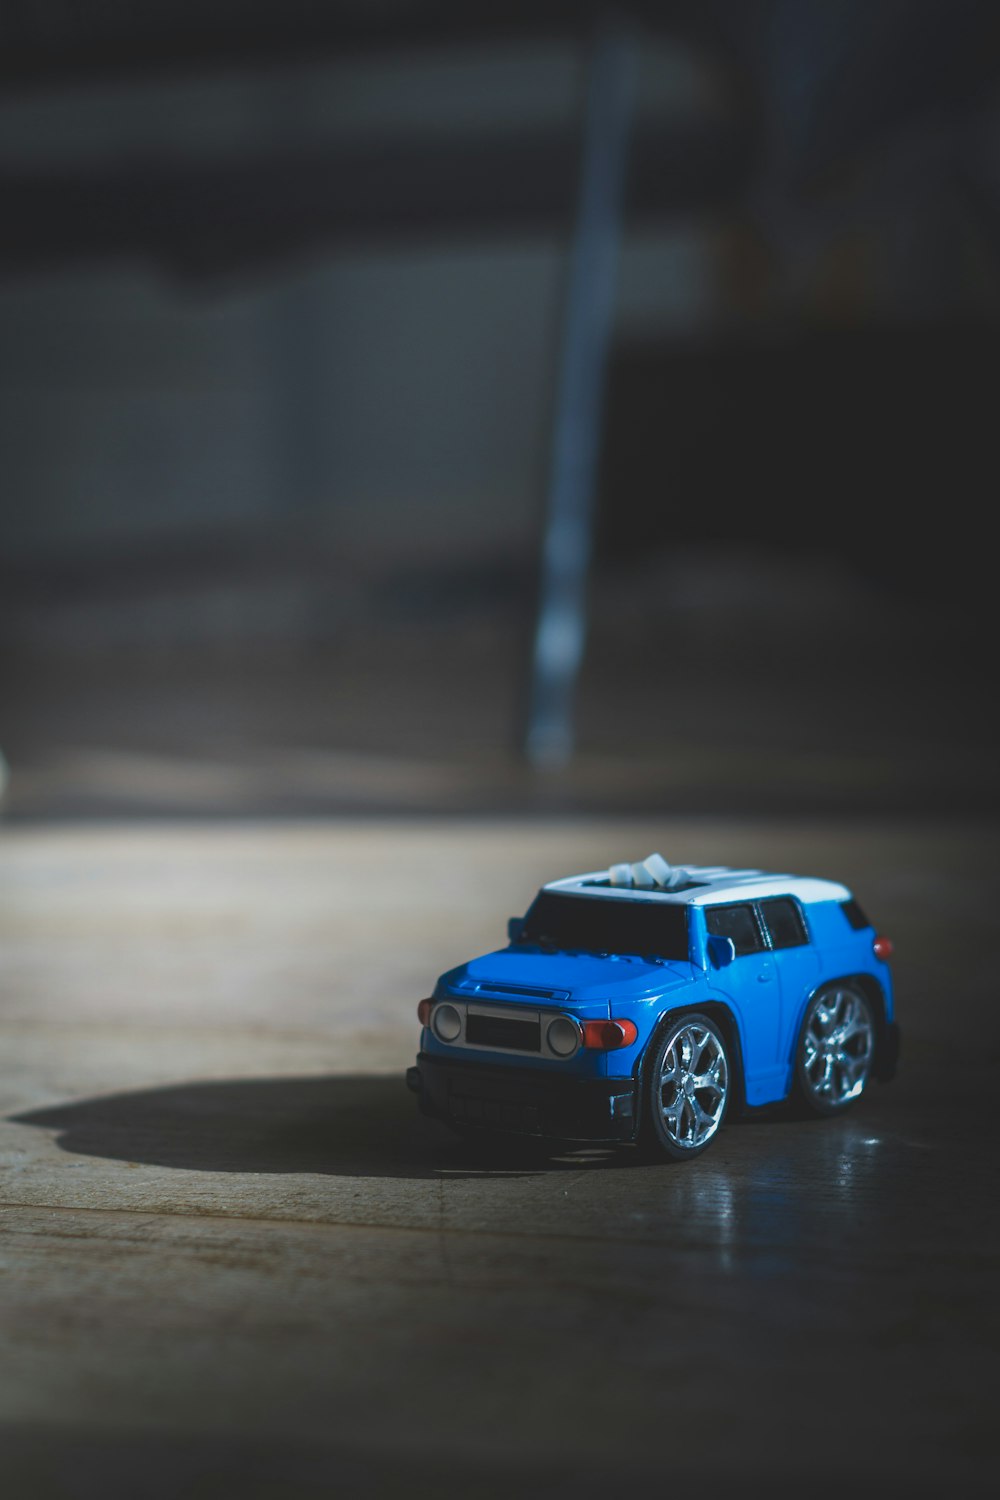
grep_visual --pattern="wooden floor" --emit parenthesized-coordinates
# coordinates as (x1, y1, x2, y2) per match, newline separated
(2, 818, 997, 1498)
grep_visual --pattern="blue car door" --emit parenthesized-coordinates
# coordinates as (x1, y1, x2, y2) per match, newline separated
(703, 902, 782, 1101)
(755, 897, 820, 1081)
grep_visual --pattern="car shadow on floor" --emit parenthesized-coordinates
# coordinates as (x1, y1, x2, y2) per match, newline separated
(10, 1073, 656, 1180)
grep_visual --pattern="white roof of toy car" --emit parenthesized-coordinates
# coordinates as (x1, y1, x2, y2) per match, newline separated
(544, 856, 850, 907)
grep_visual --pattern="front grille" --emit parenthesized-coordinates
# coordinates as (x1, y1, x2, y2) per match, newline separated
(465, 1011, 541, 1051)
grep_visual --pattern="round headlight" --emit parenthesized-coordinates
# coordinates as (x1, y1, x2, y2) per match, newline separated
(432, 1003, 462, 1043)
(547, 1016, 580, 1057)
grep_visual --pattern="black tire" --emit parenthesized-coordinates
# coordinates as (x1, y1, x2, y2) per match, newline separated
(794, 984, 875, 1116)
(640, 1012, 731, 1162)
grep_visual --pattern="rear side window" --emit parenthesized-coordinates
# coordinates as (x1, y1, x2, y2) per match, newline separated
(840, 899, 871, 931)
(759, 898, 808, 949)
(705, 903, 764, 957)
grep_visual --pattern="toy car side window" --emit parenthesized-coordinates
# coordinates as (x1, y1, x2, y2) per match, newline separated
(840, 898, 871, 931)
(704, 903, 764, 957)
(758, 897, 809, 949)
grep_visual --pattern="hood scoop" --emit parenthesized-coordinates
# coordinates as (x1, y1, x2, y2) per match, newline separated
(457, 979, 570, 1002)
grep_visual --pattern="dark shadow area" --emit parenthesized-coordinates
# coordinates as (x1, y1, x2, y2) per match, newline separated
(2, 1421, 886, 1500)
(599, 323, 998, 635)
(10, 1073, 648, 1180)
(10, 1069, 915, 1183)
(7, 1072, 997, 1500)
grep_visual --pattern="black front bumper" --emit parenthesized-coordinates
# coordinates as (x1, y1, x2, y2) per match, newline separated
(407, 1053, 639, 1143)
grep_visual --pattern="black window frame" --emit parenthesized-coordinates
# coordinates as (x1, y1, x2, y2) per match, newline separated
(756, 896, 810, 950)
(704, 901, 767, 958)
(839, 898, 872, 932)
(520, 890, 691, 961)
(703, 895, 812, 959)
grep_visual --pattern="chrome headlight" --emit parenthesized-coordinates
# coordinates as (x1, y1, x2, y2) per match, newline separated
(546, 1015, 581, 1058)
(431, 1002, 462, 1043)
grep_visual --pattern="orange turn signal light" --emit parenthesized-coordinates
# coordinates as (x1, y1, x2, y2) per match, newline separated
(582, 1019, 639, 1051)
(417, 998, 434, 1025)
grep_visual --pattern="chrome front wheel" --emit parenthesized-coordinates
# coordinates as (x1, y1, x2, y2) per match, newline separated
(795, 986, 875, 1114)
(644, 1013, 730, 1161)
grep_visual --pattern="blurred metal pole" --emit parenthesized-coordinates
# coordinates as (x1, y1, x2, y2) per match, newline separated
(525, 23, 636, 768)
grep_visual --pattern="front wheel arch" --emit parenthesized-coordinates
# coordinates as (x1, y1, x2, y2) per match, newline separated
(637, 1003, 745, 1159)
(639, 1001, 747, 1116)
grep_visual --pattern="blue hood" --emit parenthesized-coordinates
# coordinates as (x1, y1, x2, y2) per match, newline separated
(440, 946, 697, 1007)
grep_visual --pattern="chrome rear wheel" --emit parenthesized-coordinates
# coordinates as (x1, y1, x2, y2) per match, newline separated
(796, 986, 875, 1113)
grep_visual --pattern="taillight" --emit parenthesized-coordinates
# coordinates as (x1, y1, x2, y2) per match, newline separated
(582, 1019, 639, 1051)
(873, 936, 893, 961)
(417, 998, 434, 1025)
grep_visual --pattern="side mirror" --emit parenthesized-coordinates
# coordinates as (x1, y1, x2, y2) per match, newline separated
(707, 935, 736, 968)
(507, 916, 526, 943)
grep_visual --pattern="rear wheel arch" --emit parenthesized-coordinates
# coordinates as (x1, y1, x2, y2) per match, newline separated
(792, 979, 878, 1114)
(795, 972, 889, 1071)
(849, 973, 896, 1080)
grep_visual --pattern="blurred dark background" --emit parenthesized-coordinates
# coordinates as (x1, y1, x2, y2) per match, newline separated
(1, 0, 997, 819)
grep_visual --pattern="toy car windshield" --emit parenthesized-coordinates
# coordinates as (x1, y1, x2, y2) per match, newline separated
(520, 891, 689, 961)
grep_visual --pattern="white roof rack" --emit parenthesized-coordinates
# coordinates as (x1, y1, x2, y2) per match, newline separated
(545, 861, 850, 906)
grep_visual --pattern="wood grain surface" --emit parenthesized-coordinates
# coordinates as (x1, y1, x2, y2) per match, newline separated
(2, 819, 997, 1497)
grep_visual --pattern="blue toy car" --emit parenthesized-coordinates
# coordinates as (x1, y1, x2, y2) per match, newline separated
(406, 853, 898, 1160)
